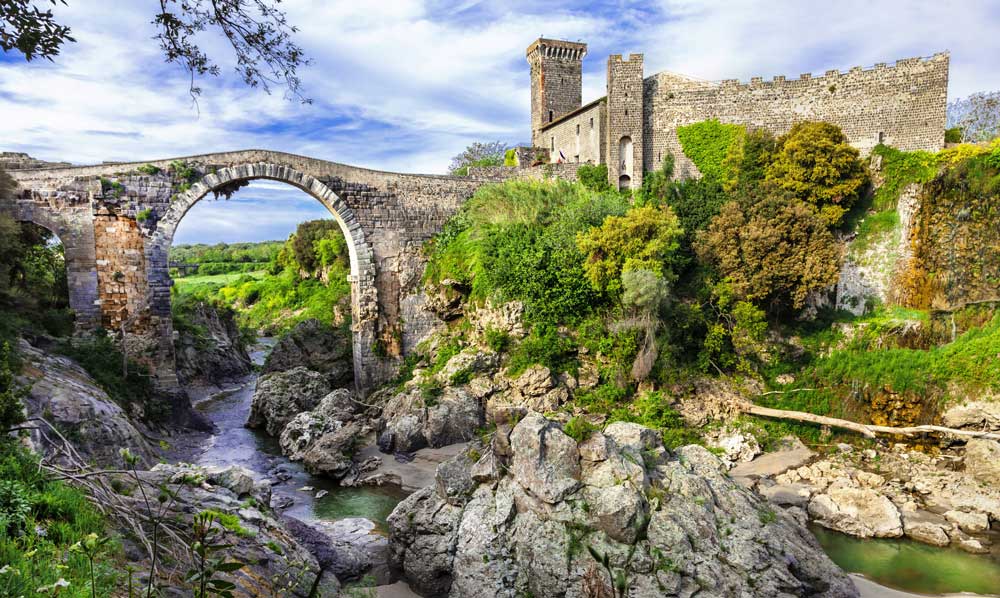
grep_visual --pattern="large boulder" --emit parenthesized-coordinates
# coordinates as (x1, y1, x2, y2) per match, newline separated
(389, 414, 857, 598)
(263, 319, 353, 388)
(964, 438, 1000, 486)
(17, 339, 157, 467)
(247, 366, 331, 437)
(278, 389, 357, 460)
(808, 481, 903, 538)
(378, 387, 483, 454)
(173, 303, 252, 387)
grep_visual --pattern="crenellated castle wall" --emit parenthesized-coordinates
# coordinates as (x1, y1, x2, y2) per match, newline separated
(643, 53, 950, 177)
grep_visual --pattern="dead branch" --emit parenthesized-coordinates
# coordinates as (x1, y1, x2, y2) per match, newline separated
(743, 403, 1000, 441)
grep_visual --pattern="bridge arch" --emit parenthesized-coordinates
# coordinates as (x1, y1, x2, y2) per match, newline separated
(147, 163, 379, 394)
(0, 202, 101, 332)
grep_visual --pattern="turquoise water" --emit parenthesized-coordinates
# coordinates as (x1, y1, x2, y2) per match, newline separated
(313, 486, 406, 532)
(812, 525, 1000, 595)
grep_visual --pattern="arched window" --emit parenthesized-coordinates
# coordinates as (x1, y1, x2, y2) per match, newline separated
(618, 136, 633, 178)
(618, 175, 632, 191)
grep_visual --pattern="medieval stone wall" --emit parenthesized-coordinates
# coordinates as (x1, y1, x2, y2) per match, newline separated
(643, 53, 950, 177)
(540, 100, 605, 165)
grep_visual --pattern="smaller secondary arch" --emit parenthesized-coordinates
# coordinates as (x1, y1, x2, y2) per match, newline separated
(149, 163, 379, 395)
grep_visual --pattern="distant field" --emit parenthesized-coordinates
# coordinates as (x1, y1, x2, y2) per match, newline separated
(172, 271, 266, 294)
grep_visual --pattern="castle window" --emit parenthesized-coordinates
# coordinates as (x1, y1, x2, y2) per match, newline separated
(878, 131, 885, 144)
(625, 109, 628, 116)
(551, 137, 555, 151)
(549, 110, 554, 123)
(576, 124, 580, 135)
(590, 118, 594, 129)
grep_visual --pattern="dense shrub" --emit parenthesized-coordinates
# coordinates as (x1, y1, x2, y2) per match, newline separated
(766, 122, 868, 226)
(425, 180, 628, 325)
(576, 205, 684, 294)
(576, 163, 611, 192)
(944, 127, 963, 143)
(696, 196, 841, 313)
(0, 342, 26, 431)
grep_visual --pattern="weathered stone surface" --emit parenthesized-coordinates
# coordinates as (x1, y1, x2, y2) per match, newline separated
(509, 412, 581, 503)
(379, 387, 483, 454)
(964, 438, 1000, 486)
(435, 450, 478, 506)
(247, 366, 331, 437)
(173, 303, 252, 387)
(263, 319, 353, 389)
(389, 416, 857, 598)
(435, 348, 499, 385)
(704, 425, 762, 468)
(278, 389, 356, 461)
(809, 482, 903, 538)
(299, 421, 364, 479)
(942, 400, 1000, 431)
(310, 517, 391, 583)
(944, 509, 990, 534)
(901, 510, 950, 546)
(17, 339, 157, 467)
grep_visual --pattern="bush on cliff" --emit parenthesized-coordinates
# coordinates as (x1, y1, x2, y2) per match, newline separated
(765, 121, 868, 226)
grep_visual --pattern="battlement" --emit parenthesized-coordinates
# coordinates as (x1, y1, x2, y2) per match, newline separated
(526, 38, 587, 61)
(608, 53, 643, 64)
(712, 52, 949, 89)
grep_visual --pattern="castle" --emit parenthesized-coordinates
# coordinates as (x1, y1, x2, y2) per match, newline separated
(526, 38, 950, 190)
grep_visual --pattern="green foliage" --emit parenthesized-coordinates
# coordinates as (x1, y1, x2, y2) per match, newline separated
(766, 122, 868, 226)
(699, 282, 769, 374)
(172, 221, 351, 335)
(483, 327, 510, 353)
(607, 391, 701, 449)
(187, 511, 246, 598)
(696, 196, 841, 313)
(0, 342, 27, 431)
(870, 144, 939, 210)
(170, 160, 198, 183)
(507, 324, 577, 376)
(0, 444, 116, 598)
(676, 120, 745, 180)
(721, 128, 778, 195)
(944, 127, 963, 143)
(562, 416, 597, 443)
(136, 208, 153, 222)
(504, 148, 518, 167)
(576, 163, 611, 192)
(136, 164, 161, 175)
(425, 180, 628, 325)
(849, 209, 899, 257)
(57, 333, 162, 423)
(99, 177, 124, 198)
(576, 205, 684, 294)
(449, 141, 509, 176)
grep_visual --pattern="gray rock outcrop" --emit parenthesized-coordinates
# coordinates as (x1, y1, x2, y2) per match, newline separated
(17, 339, 157, 467)
(247, 366, 331, 436)
(174, 303, 252, 387)
(387, 413, 858, 598)
(263, 319, 353, 389)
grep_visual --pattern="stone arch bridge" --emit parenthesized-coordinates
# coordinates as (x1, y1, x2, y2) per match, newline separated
(2, 150, 492, 395)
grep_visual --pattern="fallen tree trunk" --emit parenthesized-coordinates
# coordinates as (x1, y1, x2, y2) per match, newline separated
(743, 404, 1000, 442)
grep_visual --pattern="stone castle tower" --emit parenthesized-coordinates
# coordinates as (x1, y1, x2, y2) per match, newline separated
(526, 38, 587, 148)
(525, 37, 949, 190)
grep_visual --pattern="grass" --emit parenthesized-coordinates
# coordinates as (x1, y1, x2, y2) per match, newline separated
(0, 443, 118, 598)
(172, 270, 266, 294)
(849, 209, 899, 259)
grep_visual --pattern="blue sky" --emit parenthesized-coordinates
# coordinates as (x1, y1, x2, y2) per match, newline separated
(3, 0, 1000, 244)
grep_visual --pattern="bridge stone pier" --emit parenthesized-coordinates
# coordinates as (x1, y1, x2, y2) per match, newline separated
(2, 150, 488, 395)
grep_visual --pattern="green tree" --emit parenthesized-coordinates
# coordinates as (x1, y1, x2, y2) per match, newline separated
(765, 122, 868, 226)
(576, 205, 684, 294)
(576, 163, 611, 192)
(695, 196, 841, 313)
(0, 342, 27, 431)
(721, 128, 778, 196)
(699, 281, 768, 375)
(449, 141, 510, 176)
(1, 0, 309, 101)
(288, 219, 344, 274)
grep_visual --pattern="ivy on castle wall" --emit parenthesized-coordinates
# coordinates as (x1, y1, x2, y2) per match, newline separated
(676, 119, 745, 181)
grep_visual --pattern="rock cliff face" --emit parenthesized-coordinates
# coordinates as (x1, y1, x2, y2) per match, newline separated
(263, 318, 353, 389)
(17, 338, 158, 467)
(174, 303, 253, 387)
(388, 413, 857, 598)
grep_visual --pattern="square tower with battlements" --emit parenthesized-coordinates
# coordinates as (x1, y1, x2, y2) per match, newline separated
(526, 38, 587, 148)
